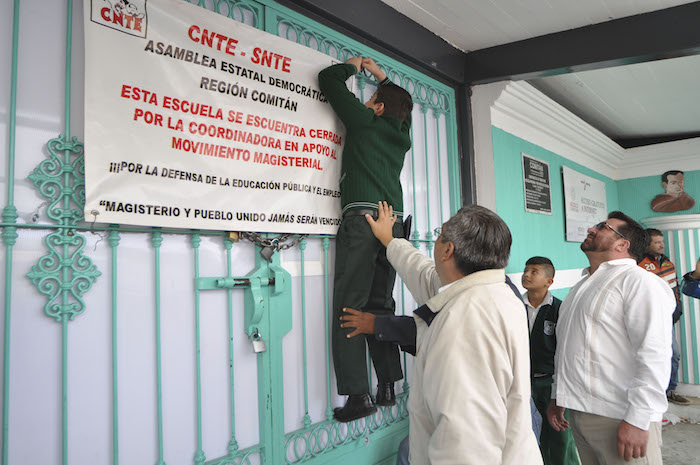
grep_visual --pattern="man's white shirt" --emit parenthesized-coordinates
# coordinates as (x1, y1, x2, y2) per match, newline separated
(552, 258, 674, 430)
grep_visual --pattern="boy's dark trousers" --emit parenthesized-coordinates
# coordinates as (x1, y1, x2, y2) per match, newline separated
(332, 214, 404, 395)
(532, 375, 580, 465)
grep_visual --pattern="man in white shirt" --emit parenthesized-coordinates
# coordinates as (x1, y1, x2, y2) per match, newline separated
(547, 211, 674, 465)
(366, 202, 542, 465)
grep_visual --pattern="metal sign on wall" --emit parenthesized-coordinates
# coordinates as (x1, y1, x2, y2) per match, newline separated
(521, 153, 552, 215)
(562, 165, 607, 242)
(83, 0, 345, 234)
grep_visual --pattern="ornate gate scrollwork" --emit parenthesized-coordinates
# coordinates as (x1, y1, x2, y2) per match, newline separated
(26, 135, 100, 321)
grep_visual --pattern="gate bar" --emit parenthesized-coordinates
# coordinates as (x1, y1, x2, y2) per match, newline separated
(1, 1, 21, 463)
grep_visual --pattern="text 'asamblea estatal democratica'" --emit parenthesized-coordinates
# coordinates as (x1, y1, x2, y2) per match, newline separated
(143, 23, 328, 105)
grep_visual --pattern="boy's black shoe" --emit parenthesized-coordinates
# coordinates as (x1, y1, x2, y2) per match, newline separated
(333, 394, 377, 422)
(375, 382, 396, 406)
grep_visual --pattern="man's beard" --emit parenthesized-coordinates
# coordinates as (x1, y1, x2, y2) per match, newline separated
(580, 240, 595, 253)
(580, 236, 612, 253)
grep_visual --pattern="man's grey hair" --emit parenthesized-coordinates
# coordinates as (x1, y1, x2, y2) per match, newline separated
(440, 204, 511, 275)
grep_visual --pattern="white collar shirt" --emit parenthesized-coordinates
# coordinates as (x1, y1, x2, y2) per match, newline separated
(437, 281, 455, 294)
(552, 258, 674, 430)
(523, 291, 553, 333)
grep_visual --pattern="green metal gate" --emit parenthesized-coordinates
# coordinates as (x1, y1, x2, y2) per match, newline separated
(0, 0, 461, 464)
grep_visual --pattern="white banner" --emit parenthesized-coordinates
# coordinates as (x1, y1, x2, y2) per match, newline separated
(562, 165, 607, 242)
(83, 0, 345, 234)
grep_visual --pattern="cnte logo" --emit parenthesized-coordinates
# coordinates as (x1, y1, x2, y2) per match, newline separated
(91, 0, 147, 38)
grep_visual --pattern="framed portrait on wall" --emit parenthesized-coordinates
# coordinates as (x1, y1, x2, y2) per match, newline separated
(650, 170, 695, 212)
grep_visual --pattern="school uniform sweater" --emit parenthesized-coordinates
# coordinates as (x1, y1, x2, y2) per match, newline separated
(525, 294, 562, 376)
(318, 63, 411, 216)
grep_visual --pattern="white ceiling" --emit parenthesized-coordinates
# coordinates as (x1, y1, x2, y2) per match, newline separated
(382, 0, 700, 143)
(381, 0, 696, 52)
(529, 54, 700, 140)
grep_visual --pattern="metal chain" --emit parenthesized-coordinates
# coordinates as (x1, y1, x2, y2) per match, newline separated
(239, 232, 306, 251)
(278, 234, 306, 251)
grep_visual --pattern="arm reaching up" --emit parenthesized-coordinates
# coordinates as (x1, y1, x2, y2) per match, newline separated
(361, 57, 387, 83)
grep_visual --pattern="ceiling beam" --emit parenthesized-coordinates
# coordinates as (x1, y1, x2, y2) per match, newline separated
(465, 1, 700, 85)
(274, 0, 468, 85)
(615, 132, 700, 149)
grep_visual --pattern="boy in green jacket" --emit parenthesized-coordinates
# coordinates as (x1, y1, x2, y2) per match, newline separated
(522, 257, 579, 465)
(318, 57, 413, 422)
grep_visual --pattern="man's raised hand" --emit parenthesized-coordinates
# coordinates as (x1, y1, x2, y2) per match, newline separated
(365, 201, 396, 247)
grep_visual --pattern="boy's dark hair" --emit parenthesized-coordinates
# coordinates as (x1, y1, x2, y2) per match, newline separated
(608, 211, 649, 262)
(662, 170, 684, 183)
(646, 228, 663, 238)
(375, 83, 413, 122)
(525, 256, 555, 278)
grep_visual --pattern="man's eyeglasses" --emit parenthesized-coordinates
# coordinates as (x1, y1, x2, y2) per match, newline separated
(433, 227, 442, 238)
(594, 221, 626, 240)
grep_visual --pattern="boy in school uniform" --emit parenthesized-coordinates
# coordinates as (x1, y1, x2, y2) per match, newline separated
(522, 257, 580, 465)
(318, 57, 413, 422)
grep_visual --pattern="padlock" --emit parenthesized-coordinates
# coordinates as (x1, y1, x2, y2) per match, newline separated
(251, 331, 267, 353)
(260, 246, 275, 262)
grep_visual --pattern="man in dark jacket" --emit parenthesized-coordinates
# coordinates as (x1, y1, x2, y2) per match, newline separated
(681, 256, 700, 299)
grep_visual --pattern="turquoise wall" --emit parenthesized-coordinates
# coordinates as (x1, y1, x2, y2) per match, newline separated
(617, 169, 700, 221)
(492, 128, 620, 299)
